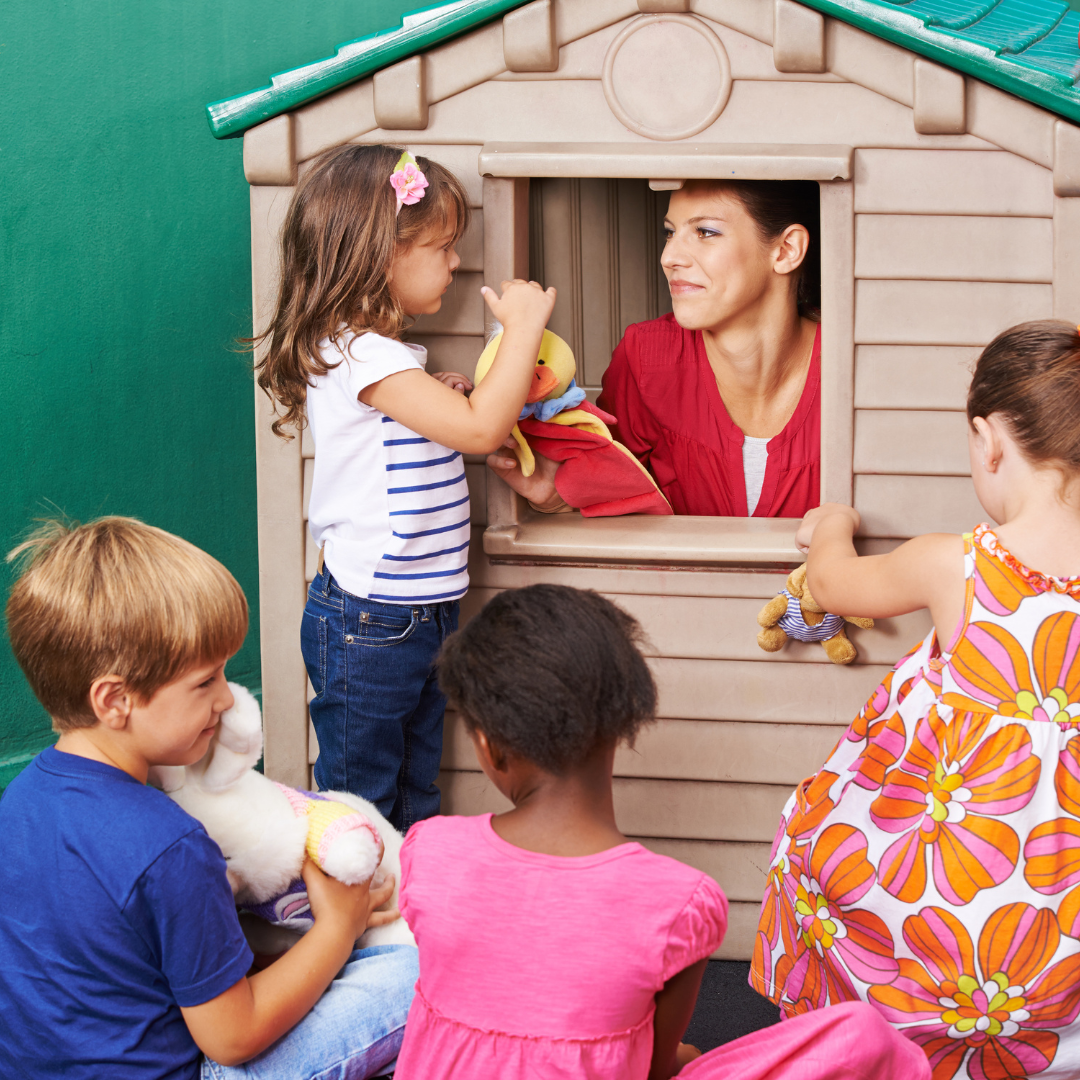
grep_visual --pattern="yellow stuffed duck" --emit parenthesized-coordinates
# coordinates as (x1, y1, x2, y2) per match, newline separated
(476, 328, 671, 516)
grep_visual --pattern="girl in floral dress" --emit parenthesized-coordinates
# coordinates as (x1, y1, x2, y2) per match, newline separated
(753, 320, 1080, 1080)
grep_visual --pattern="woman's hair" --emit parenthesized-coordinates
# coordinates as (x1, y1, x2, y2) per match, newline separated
(6, 517, 248, 731)
(438, 584, 657, 775)
(686, 179, 821, 318)
(968, 319, 1080, 474)
(255, 143, 470, 438)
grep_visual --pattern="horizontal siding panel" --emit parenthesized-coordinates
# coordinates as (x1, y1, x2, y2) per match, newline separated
(468, 545, 794, 599)
(854, 410, 970, 475)
(439, 770, 792, 843)
(718, 902, 761, 961)
(854, 280, 1052, 345)
(650, 657, 889, 725)
(854, 215, 1052, 283)
(854, 474, 985, 538)
(853, 149, 1053, 217)
(406, 144, 485, 208)
(406, 335, 487, 382)
(456, 210, 484, 272)
(302, 457, 313, 519)
(615, 720, 844, 785)
(411, 272, 485, 335)
(463, 589, 927, 667)
(854, 345, 976, 410)
(442, 712, 846, 785)
(635, 838, 772, 904)
(465, 463, 487, 525)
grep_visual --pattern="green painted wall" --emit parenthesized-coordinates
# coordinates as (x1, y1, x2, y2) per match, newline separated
(1, 0, 420, 788)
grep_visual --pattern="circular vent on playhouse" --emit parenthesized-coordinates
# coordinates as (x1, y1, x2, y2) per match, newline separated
(602, 14, 732, 142)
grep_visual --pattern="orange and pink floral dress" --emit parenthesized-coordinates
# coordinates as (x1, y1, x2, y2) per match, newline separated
(752, 524, 1080, 1080)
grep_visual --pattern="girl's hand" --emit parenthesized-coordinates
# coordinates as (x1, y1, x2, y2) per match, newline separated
(796, 503, 861, 553)
(301, 859, 397, 941)
(487, 437, 562, 509)
(676, 1043, 702, 1068)
(481, 279, 556, 333)
(431, 371, 473, 394)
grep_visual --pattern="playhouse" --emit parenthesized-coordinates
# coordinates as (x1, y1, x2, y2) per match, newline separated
(210, 0, 1080, 959)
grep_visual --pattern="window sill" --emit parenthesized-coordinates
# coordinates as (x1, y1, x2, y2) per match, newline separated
(482, 510, 804, 569)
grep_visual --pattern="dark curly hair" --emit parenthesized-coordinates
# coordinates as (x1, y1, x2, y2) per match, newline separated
(438, 585, 657, 775)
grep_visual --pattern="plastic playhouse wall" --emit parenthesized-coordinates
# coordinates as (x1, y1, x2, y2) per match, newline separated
(0, 0, 438, 792)
(242, 0, 1080, 958)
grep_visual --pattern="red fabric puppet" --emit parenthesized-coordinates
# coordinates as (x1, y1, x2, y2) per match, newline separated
(475, 330, 671, 517)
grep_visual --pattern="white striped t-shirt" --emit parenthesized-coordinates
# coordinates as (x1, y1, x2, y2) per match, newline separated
(305, 331, 470, 604)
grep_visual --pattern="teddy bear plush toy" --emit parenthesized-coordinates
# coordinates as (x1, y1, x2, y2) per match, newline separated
(756, 563, 874, 665)
(149, 683, 413, 949)
(476, 327, 672, 516)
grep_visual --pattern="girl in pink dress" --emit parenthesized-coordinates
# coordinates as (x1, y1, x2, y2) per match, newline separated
(392, 584, 929, 1080)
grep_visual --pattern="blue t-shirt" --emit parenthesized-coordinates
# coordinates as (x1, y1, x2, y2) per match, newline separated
(0, 747, 253, 1079)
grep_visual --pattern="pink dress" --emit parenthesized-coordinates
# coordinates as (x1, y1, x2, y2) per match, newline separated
(393, 813, 727, 1080)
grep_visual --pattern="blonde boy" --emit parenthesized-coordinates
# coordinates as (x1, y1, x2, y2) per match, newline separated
(0, 518, 416, 1080)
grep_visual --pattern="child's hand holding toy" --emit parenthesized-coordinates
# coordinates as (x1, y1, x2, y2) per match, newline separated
(479, 327, 672, 517)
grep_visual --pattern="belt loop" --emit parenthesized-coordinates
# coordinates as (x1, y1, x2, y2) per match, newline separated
(318, 549, 330, 596)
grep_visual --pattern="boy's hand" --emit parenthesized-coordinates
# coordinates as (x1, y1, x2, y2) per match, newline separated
(796, 503, 861, 553)
(480, 279, 556, 332)
(301, 859, 397, 941)
(431, 371, 473, 394)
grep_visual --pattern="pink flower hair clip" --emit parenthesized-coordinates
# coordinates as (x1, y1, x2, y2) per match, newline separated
(390, 151, 428, 215)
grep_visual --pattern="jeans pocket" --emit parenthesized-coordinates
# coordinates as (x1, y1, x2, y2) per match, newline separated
(353, 607, 419, 647)
(301, 609, 328, 697)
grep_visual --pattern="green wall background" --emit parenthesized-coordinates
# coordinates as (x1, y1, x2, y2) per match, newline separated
(0, 0, 421, 788)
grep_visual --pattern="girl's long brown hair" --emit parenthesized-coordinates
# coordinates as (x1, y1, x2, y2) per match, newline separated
(254, 144, 469, 438)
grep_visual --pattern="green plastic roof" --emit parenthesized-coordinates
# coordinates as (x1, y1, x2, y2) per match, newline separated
(206, 0, 532, 139)
(207, 0, 1080, 140)
(800, 1, 1080, 124)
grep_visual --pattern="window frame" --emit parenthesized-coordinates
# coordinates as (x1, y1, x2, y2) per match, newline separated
(479, 143, 855, 569)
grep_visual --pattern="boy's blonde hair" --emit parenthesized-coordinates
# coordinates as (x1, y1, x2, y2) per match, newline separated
(5, 517, 248, 731)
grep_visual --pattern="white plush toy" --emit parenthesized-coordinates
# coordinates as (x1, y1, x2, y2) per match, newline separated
(149, 683, 414, 949)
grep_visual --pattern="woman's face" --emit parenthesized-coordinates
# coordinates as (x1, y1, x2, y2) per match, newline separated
(661, 186, 804, 332)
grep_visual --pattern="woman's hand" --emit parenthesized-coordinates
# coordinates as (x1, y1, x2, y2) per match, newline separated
(486, 437, 562, 509)
(795, 503, 861, 554)
(431, 371, 473, 394)
(302, 859, 397, 941)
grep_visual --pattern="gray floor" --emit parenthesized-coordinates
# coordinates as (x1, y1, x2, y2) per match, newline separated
(684, 961, 781, 1053)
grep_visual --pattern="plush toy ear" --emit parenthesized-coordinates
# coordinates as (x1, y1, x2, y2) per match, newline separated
(195, 682, 265, 793)
(788, 563, 808, 597)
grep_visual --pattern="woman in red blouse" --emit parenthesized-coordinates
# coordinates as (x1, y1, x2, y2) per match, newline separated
(488, 179, 821, 518)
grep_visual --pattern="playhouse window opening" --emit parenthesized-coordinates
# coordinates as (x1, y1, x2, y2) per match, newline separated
(525, 176, 822, 514)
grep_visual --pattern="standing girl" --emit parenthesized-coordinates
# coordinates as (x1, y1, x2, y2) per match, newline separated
(754, 320, 1080, 1079)
(393, 584, 929, 1080)
(256, 144, 555, 831)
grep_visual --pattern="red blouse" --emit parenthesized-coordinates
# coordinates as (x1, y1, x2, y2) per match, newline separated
(596, 314, 821, 518)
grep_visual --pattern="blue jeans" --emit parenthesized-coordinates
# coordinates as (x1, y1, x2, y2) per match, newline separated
(201, 944, 417, 1080)
(302, 567, 459, 832)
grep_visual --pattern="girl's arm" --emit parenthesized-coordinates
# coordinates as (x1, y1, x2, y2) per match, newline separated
(360, 279, 556, 455)
(181, 860, 397, 1065)
(649, 958, 708, 1080)
(799, 503, 966, 641)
